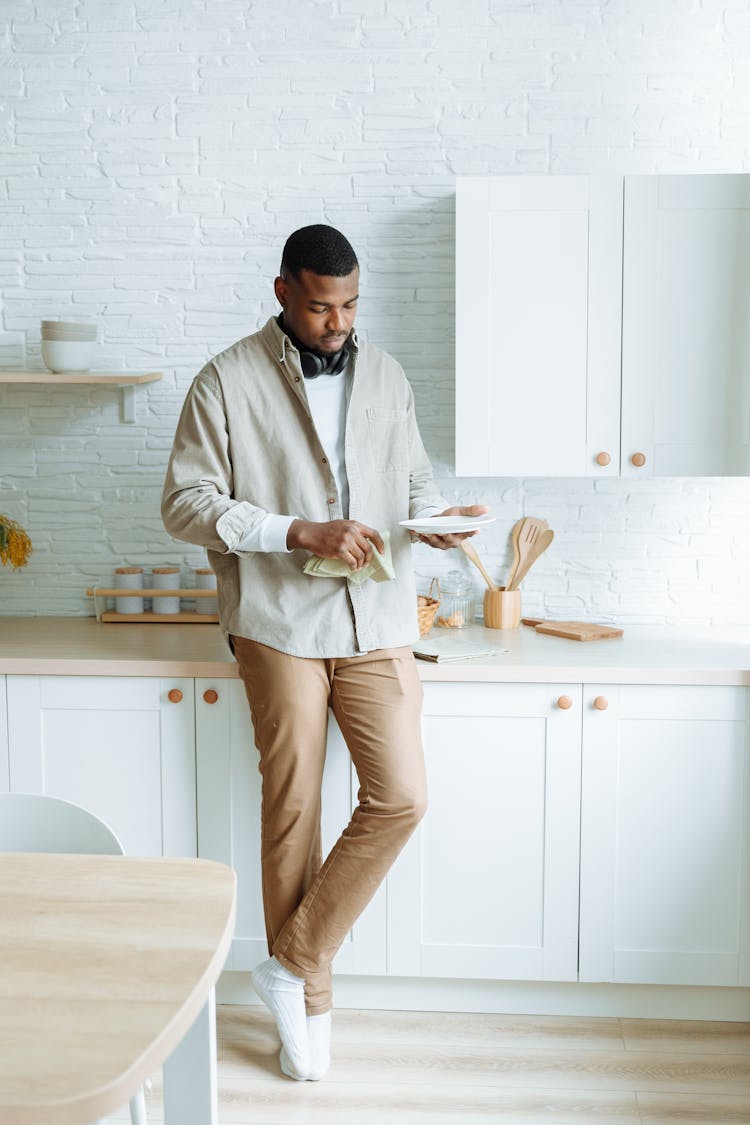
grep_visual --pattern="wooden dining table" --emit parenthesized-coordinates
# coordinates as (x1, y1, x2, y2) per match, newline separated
(0, 852, 237, 1125)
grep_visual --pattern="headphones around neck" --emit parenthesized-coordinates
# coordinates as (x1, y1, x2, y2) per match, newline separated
(299, 344, 349, 379)
(277, 312, 350, 378)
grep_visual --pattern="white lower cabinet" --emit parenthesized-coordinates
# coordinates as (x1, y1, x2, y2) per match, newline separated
(0, 676, 8, 792)
(195, 678, 386, 974)
(5, 672, 748, 992)
(579, 684, 750, 987)
(387, 682, 583, 981)
(5, 675, 197, 858)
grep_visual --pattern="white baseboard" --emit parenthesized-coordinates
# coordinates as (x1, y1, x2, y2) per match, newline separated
(217, 970, 750, 1022)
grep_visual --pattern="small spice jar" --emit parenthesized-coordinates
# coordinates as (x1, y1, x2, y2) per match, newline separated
(194, 567, 218, 615)
(435, 569, 475, 629)
(114, 567, 144, 614)
(151, 566, 181, 615)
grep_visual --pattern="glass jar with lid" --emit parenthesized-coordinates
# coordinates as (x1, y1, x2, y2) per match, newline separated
(435, 569, 475, 629)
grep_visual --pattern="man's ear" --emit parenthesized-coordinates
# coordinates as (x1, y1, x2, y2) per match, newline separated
(274, 276, 287, 308)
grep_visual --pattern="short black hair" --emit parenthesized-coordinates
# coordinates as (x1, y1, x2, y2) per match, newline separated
(280, 224, 358, 281)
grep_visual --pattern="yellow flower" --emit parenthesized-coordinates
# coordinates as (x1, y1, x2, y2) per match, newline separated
(0, 516, 33, 569)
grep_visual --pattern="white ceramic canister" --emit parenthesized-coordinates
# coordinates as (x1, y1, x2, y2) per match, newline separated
(151, 566, 181, 614)
(195, 567, 218, 614)
(114, 566, 144, 614)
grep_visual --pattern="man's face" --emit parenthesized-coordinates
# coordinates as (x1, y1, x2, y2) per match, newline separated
(274, 267, 359, 355)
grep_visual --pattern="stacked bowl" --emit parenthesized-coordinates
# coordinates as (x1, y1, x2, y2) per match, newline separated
(41, 320, 97, 373)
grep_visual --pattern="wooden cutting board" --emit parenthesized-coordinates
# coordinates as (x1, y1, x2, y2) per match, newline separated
(522, 618, 624, 642)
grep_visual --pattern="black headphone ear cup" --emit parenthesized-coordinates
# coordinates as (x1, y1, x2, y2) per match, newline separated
(330, 345, 349, 374)
(300, 351, 325, 378)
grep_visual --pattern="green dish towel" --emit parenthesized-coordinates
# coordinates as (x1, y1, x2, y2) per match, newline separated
(303, 530, 395, 585)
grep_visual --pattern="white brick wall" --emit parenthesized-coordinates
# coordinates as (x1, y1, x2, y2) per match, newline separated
(1, 0, 749, 624)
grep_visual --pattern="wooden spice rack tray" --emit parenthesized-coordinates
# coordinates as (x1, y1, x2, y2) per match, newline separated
(86, 586, 219, 624)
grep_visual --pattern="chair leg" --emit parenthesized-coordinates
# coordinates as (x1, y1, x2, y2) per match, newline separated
(129, 1086, 148, 1125)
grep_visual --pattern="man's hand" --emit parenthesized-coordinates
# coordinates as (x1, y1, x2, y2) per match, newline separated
(288, 518, 385, 570)
(416, 504, 490, 551)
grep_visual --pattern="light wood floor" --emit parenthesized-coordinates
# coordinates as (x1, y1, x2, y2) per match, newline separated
(113, 1005, 750, 1124)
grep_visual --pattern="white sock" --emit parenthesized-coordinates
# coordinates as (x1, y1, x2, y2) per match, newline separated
(279, 1045, 308, 1081)
(251, 956, 310, 1077)
(306, 1010, 332, 1081)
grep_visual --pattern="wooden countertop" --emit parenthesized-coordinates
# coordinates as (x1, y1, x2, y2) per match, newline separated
(0, 616, 238, 678)
(0, 617, 748, 685)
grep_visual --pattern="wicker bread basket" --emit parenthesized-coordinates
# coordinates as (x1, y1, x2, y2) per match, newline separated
(417, 577, 440, 638)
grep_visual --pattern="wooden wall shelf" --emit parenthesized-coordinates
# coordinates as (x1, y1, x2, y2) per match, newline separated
(0, 371, 163, 423)
(86, 586, 218, 624)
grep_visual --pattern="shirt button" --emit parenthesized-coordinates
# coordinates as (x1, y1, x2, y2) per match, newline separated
(322, 457, 327, 464)
(294, 375, 300, 383)
(327, 497, 335, 505)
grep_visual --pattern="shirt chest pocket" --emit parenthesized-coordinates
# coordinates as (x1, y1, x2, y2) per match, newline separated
(366, 406, 409, 473)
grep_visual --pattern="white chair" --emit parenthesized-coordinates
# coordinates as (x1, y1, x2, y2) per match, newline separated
(0, 792, 148, 1125)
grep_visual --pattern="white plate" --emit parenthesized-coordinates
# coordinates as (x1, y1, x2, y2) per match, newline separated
(400, 515, 496, 535)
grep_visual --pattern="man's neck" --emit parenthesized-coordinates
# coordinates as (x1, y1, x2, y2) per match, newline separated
(277, 314, 347, 361)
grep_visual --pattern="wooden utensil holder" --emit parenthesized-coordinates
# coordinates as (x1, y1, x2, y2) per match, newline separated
(483, 587, 521, 629)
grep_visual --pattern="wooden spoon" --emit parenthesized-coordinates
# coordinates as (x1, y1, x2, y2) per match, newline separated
(506, 517, 549, 589)
(459, 539, 497, 591)
(507, 528, 554, 590)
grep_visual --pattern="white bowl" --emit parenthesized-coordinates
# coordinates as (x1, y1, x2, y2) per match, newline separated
(41, 340, 97, 373)
(41, 320, 97, 339)
(42, 329, 98, 341)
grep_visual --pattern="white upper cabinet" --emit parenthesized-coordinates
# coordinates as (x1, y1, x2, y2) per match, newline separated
(621, 175, 750, 476)
(456, 174, 750, 477)
(456, 175, 623, 477)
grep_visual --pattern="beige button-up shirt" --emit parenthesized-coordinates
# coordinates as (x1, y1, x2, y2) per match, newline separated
(161, 316, 447, 657)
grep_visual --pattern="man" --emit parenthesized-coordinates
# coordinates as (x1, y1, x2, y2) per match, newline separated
(161, 225, 488, 1081)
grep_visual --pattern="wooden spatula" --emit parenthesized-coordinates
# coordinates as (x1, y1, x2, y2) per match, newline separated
(506, 518, 525, 590)
(459, 539, 497, 591)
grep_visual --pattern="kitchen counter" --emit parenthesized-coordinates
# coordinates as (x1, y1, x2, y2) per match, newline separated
(0, 616, 748, 684)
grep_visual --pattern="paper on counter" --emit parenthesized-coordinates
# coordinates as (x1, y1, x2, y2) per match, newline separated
(412, 635, 510, 663)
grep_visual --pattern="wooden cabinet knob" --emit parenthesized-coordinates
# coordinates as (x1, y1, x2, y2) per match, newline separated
(630, 452, 646, 467)
(557, 695, 573, 710)
(203, 689, 219, 704)
(595, 452, 611, 467)
(593, 696, 609, 711)
(167, 688, 183, 704)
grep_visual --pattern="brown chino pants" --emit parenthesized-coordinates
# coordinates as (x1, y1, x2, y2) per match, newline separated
(231, 636, 428, 1016)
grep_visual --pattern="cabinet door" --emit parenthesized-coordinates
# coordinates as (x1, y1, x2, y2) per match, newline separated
(456, 175, 622, 477)
(0, 676, 8, 793)
(622, 175, 750, 476)
(580, 684, 750, 986)
(196, 679, 386, 974)
(6, 676, 197, 858)
(387, 683, 582, 981)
